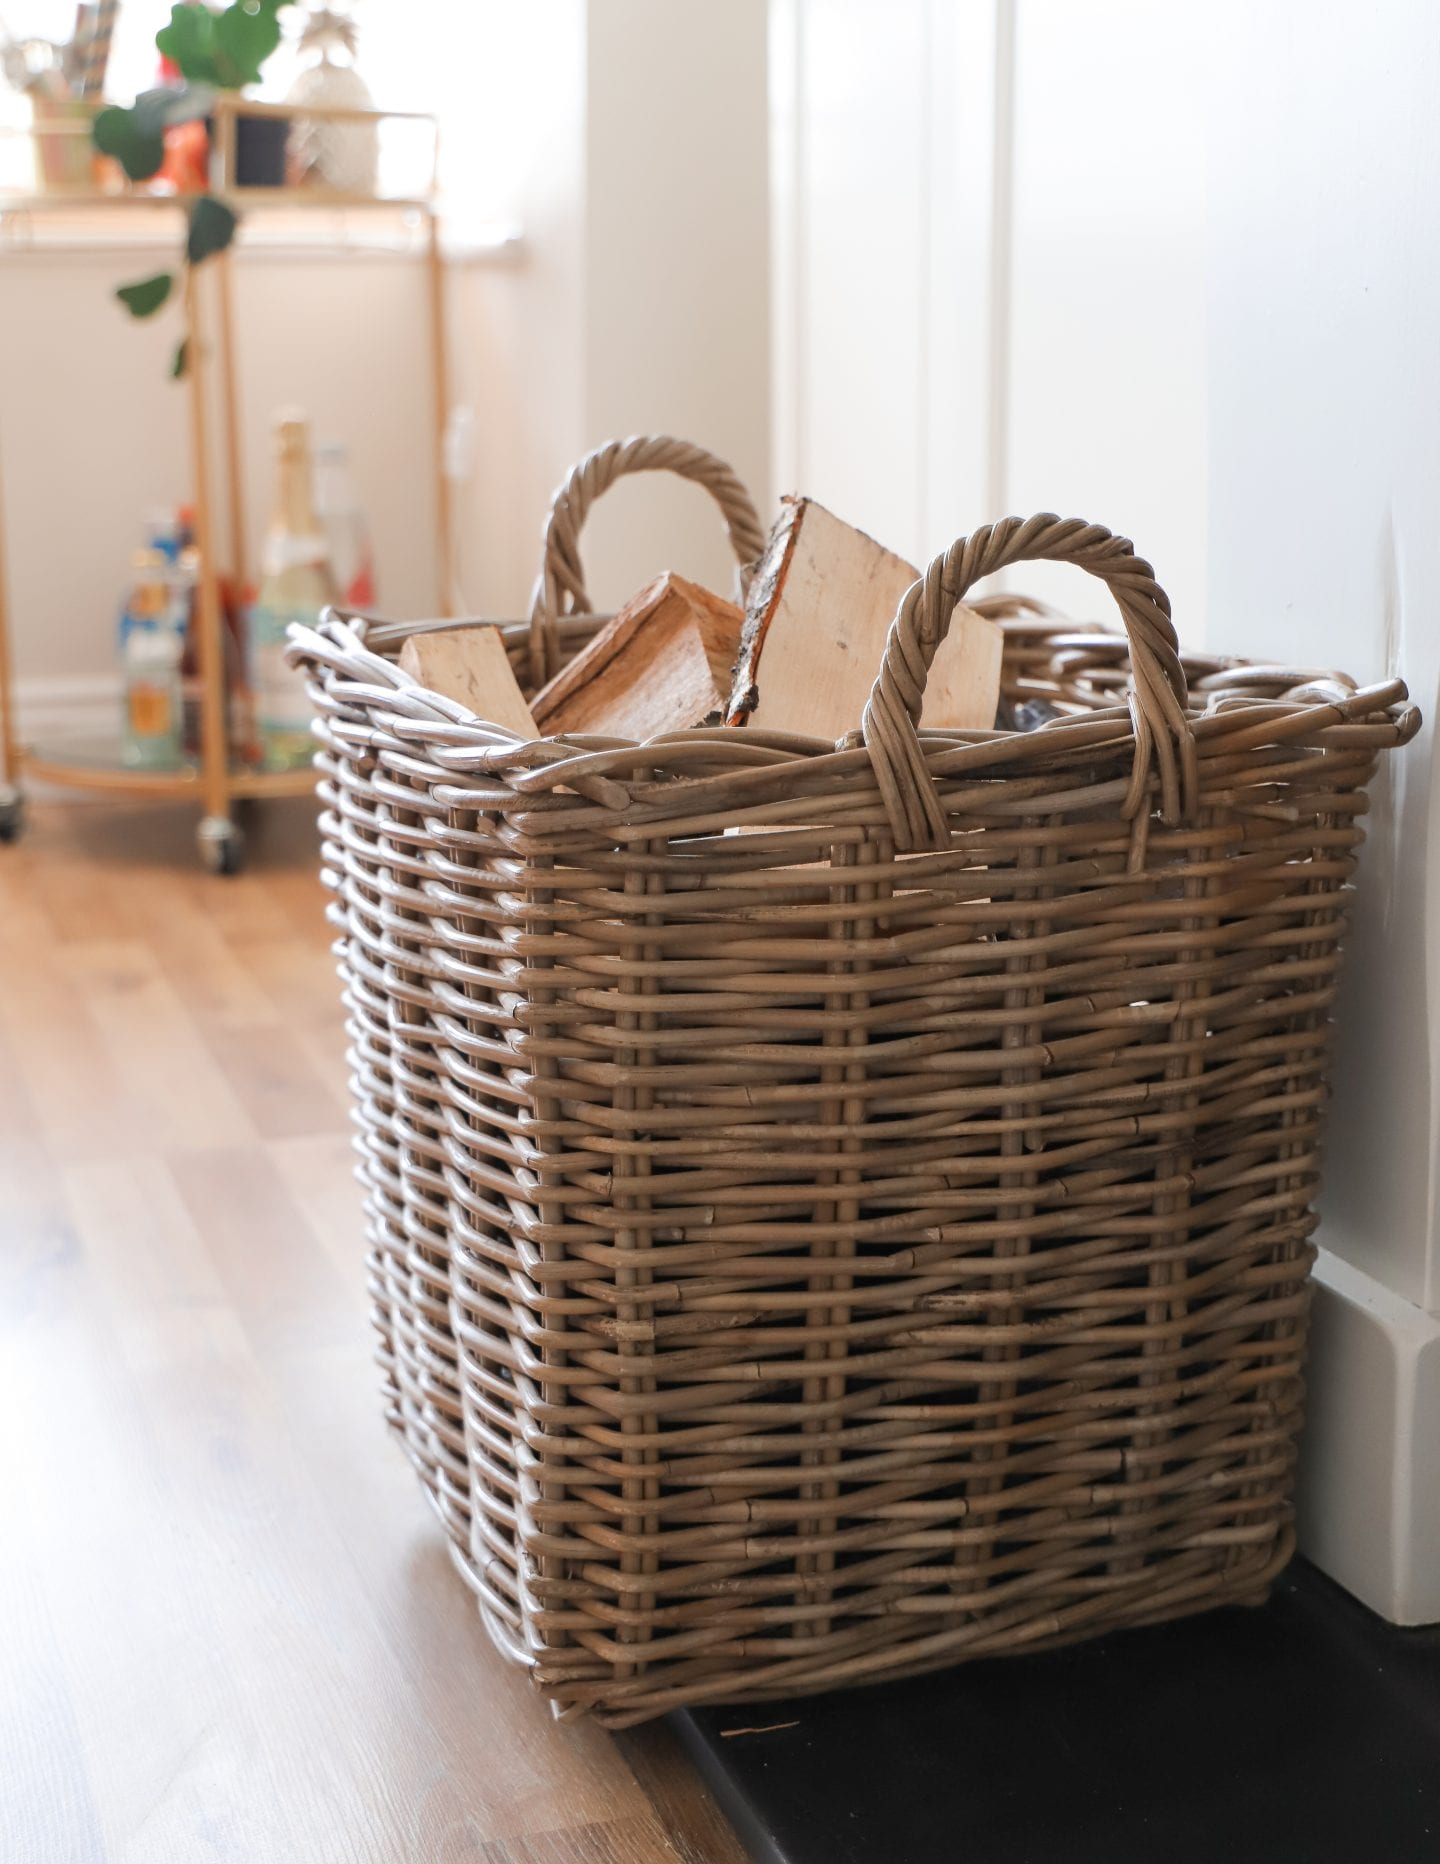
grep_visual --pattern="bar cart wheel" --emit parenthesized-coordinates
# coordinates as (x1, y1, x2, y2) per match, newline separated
(197, 814, 244, 875)
(0, 783, 24, 844)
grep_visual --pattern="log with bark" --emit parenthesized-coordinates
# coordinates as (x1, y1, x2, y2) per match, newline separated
(727, 497, 1003, 739)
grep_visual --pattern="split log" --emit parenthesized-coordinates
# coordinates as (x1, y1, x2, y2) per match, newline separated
(531, 572, 744, 740)
(398, 625, 537, 737)
(727, 497, 1003, 738)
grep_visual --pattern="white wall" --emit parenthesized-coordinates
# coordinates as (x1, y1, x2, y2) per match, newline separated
(772, 0, 1438, 1620)
(1202, 0, 1440, 1622)
(442, 0, 771, 625)
(0, 237, 474, 711)
(769, 0, 995, 575)
(581, 0, 771, 609)
(2, 240, 192, 694)
(1007, 1, 1207, 626)
(770, 0, 1205, 627)
(449, 0, 588, 624)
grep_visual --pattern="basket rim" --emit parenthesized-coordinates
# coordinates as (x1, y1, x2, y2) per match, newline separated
(288, 609, 1419, 814)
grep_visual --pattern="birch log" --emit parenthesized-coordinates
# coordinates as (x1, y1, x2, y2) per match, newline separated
(398, 625, 538, 737)
(532, 572, 744, 740)
(728, 497, 1003, 738)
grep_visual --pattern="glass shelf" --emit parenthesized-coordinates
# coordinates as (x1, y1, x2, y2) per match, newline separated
(24, 733, 314, 799)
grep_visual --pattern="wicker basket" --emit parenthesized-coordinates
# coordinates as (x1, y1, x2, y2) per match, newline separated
(292, 434, 1418, 1727)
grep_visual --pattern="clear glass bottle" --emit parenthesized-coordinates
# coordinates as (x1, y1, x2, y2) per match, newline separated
(120, 548, 184, 769)
(249, 411, 335, 772)
(313, 440, 376, 610)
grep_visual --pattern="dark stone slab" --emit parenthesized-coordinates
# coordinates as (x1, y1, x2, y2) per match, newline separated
(675, 1562, 1440, 1864)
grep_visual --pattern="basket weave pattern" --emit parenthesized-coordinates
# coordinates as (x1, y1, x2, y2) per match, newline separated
(293, 440, 1417, 1725)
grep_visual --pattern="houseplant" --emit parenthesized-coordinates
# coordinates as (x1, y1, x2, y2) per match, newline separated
(93, 1, 293, 375)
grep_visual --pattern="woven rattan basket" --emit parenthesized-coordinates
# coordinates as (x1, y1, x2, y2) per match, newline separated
(292, 434, 1418, 1727)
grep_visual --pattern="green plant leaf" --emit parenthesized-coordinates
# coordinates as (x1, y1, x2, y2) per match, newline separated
(93, 86, 215, 181)
(92, 103, 166, 181)
(115, 272, 175, 318)
(159, 0, 288, 91)
(171, 337, 190, 380)
(214, 2, 284, 88)
(186, 194, 238, 265)
(156, 4, 223, 86)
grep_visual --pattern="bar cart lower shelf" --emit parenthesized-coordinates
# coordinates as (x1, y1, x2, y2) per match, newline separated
(6, 734, 317, 870)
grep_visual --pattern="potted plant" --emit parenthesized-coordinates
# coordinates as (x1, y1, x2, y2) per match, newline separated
(93, 1, 293, 375)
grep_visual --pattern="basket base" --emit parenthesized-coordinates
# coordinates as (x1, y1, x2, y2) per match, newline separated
(677, 1559, 1440, 1864)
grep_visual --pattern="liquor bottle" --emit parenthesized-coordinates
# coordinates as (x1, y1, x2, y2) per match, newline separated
(313, 441, 376, 609)
(174, 541, 204, 756)
(171, 551, 257, 765)
(249, 412, 335, 772)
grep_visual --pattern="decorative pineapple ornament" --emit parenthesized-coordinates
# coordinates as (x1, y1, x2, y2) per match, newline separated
(286, 6, 379, 195)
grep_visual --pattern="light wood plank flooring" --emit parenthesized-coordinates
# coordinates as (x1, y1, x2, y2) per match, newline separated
(0, 799, 744, 1864)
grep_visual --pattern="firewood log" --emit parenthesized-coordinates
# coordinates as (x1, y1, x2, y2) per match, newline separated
(728, 497, 1002, 738)
(532, 572, 744, 740)
(398, 625, 538, 737)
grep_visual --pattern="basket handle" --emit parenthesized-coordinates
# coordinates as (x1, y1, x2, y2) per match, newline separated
(860, 514, 1195, 854)
(526, 434, 768, 688)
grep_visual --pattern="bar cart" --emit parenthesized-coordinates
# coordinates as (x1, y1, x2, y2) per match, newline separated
(0, 96, 453, 872)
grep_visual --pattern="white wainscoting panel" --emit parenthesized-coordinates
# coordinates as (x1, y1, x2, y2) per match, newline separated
(770, 0, 1438, 1622)
(1005, 0, 1207, 628)
(770, 0, 997, 580)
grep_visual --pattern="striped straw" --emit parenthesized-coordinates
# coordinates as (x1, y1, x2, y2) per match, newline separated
(78, 0, 117, 98)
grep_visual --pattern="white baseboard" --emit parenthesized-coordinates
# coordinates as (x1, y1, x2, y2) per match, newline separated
(1297, 1248, 1440, 1624)
(10, 673, 124, 799)
(14, 671, 121, 742)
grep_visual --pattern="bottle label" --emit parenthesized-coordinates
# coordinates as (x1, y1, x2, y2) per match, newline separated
(250, 603, 317, 768)
(128, 681, 173, 738)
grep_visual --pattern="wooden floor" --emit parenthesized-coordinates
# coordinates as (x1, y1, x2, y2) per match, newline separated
(0, 799, 745, 1864)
